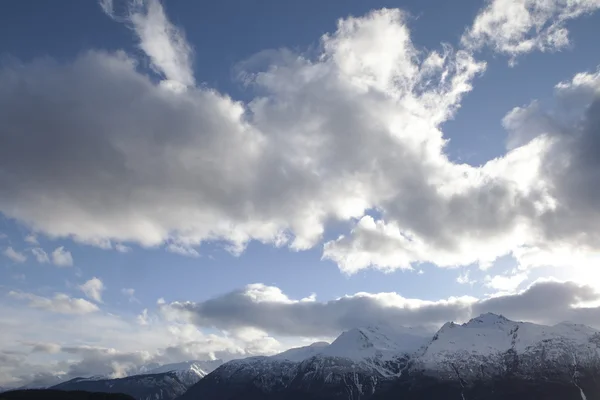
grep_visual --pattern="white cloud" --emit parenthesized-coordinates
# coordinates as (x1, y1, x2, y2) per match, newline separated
(31, 248, 49, 264)
(463, 0, 600, 61)
(3, 247, 27, 263)
(24, 234, 38, 245)
(484, 271, 529, 292)
(51, 247, 73, 267)
(0, 297, 284, 387)
(121, 288, 139, 303)
(457, 270, 476, 285)
(79, 277, 105, 303)
(115, 243, 131, 253)
(101, 0, 194, 88)
(0, 5, 598, 278)
(136, 309, 150, 326)
(166, 243, 200, 257)
(8, 291, 99, 315)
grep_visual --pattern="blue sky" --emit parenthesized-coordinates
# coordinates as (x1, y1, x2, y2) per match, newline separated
(2, 0, 600, 388)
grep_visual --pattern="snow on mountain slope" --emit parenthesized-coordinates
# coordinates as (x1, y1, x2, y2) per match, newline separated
(272, 341, 330, 362)
(181, 314, 600, 400)
(322, 326, 430, 361)
(135, 359, 223, 387)
(52, 372, 190, 400)
(417, 313, 600, 380)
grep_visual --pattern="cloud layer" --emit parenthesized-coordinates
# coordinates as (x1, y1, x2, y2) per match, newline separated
(163, 280, 600, 337)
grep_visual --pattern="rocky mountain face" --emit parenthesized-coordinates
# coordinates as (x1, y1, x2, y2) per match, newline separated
(179, 313, 600, 400)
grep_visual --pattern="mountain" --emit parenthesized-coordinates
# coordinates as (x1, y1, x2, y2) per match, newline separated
(47, 359, 222, 400)
(179, 314, 600, 400)
(0, 389, 134, 400)
(137, 360, 223, 386)
(51, 372, 191, 400)
(179, 325, 430, 400)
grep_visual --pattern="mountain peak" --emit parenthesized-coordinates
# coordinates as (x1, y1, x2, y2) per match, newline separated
(465, 312, 510, 326)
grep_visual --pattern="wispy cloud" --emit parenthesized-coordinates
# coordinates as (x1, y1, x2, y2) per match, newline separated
(100, 0, 195, 88)
(3, 247, 27, 263)
(31, 248, 49, 264)
(8, 291, 99, 315)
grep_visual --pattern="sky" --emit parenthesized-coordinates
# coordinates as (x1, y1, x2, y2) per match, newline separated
(1, 0, 600, 389)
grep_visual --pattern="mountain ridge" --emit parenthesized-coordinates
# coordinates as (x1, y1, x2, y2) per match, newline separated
(178, 313, 600, 400)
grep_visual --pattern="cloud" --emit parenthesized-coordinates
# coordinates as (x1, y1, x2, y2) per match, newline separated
(24, 235, 38, 245)
(0, 4, 599, 278)
(26, 342, 61, 354)
(0, 298, 283, 387)
(51, 246, 73, 267)
(166, 243, 200, 257)
(163, 283, 475, 336)
(456, 270, 476, 285)
(3, 280, 600, 387)
(8, 291, 99, 315)
(79, 277, 105, 303)
(163, 280, 600, 337)
(484, 270, 528, 291)
(462, 0, 600, 61)
(115, 243, 131, 253)
(0, 8, 488, 266)
(30, 248, 49, 264)
(3, 247, 27, 263)
(121, 288, 139, 303)
(101, 0, 194, 89)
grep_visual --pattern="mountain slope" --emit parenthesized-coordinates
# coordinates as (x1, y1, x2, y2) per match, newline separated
(0, 389, 134, 400)
(51, 372, 190, 400)
(178, 314, 600, 400)
(179, 325, 430, 400)
(138, 360, 223, 386)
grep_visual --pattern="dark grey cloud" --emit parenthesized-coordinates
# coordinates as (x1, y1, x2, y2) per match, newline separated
(164, 280, 600, 337)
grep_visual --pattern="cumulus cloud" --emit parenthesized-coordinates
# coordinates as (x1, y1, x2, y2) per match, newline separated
(8, 291, 99, 315)
(0, 2, 599, 278)
(163, 280, 600, 337)
(463, 0, 600, 60)
(79, 277, 105, 303)
(3, 247, 27, 263)
(51, 246, 73, 267)
(30, 248, 49, 264)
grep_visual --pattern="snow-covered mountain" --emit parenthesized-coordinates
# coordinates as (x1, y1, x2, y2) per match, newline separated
(137, 360, 223, 386)
(51, 371, 193, 400)
(417, 313, 600, 381)
(46, 360, 222, 400)
(180, 314, 600, 400)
